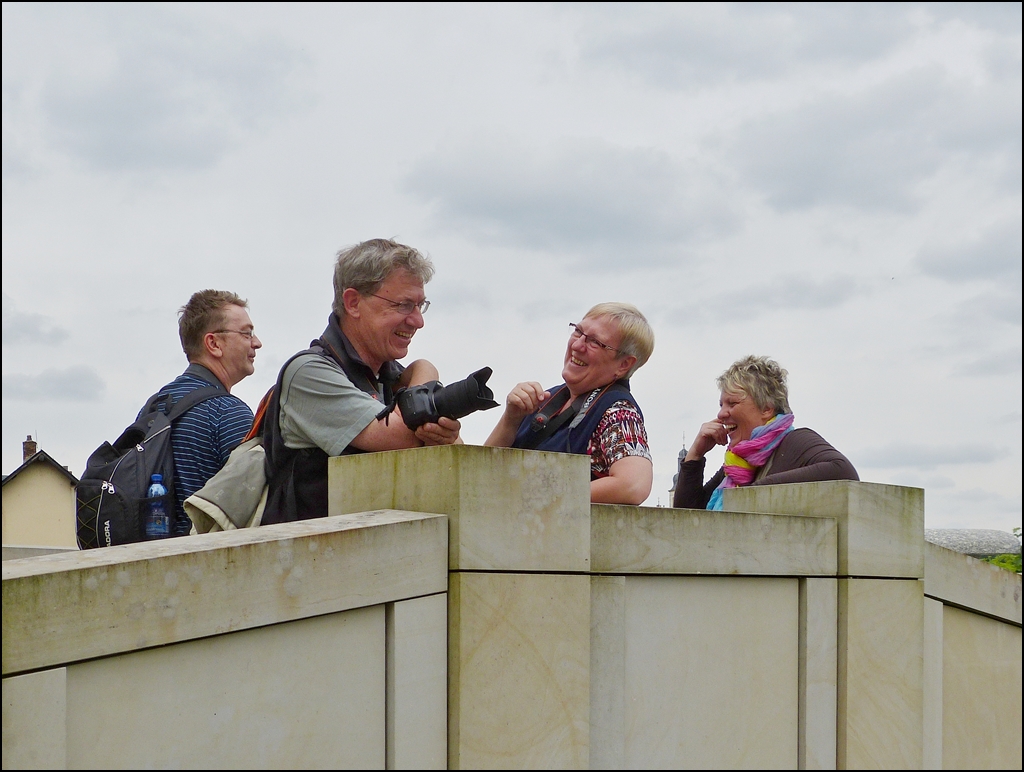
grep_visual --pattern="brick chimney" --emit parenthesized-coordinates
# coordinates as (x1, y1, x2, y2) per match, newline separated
(23, 435, 37, 462)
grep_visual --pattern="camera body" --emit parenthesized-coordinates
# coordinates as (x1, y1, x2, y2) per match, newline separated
(396, 366, 499, 430)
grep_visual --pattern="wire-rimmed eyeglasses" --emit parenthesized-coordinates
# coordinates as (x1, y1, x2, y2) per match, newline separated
(370, 294, 430, 315)
(213, 329, 259, 340)
(569, 322, 619, 354)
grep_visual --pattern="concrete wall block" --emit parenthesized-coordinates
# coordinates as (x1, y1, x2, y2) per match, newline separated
(725, 481, 925, 578)
(592, 503, 836, 575)
(3, 511, 447, 675)
(924, 541, 1022, 625)
(448, 571, 590, 769)
(329, 445, 591, 572)
(838, 578, 924, 769)
(388, 593, 448, 770)
(941, 605, 1022, 769)
(2, 668, 67, 770)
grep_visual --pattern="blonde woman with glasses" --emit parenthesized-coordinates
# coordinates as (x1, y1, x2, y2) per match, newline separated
(485, 302, 654, 505)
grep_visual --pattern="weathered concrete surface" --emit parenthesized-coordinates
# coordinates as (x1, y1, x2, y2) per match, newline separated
(592, 504, 836, 575)
(725, 481, 924, 578)
(924, 541, 1022, 626)
(3, 510, 447, 676)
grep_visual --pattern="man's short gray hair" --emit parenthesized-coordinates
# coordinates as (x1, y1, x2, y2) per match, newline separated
(583, 302, 654, 379)
(332, 238, 435, 316)
(716, 355, 792, 415)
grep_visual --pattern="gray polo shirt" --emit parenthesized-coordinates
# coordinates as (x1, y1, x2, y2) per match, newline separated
(277, 354, 383, 456)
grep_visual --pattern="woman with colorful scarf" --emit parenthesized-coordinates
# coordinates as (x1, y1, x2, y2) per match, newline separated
(673, 355, 858, 511)
(486, 302, 655, 505)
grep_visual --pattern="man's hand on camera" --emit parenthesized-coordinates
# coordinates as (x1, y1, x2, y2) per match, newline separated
(416, 416, 462, 446)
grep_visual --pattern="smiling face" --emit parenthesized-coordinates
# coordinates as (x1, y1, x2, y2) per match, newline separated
(561, 314, 636, 398)
(341, 268, 426, 373)
(717, 389, 776, 445)
(215, 304, 262, 387)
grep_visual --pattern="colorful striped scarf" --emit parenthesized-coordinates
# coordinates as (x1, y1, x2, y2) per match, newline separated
(707, 413, 795, 511)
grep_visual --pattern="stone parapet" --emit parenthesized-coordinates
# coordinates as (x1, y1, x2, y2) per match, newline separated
(2, 510, 448, 676)
(329, 445, 590, 572)
(924, 540, 1022, 625)
(591, 503, 836, 575)
(724, 480, 924, 578)
(4, 445, 1018, 769)
(723, 479, 927, 769)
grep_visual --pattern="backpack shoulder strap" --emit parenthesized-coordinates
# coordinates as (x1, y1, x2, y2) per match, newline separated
(139, 390, 174, 417)
(165, 386, 227, 423)
(246, 348, 322, 443)
(244, 387, 275, 442)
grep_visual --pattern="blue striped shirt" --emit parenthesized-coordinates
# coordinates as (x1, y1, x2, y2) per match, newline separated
(139, 367, 254, 535)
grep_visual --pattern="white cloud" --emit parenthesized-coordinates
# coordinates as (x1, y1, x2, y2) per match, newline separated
(857, 442, 1003, 470)
(406, 137, 738, 263)
(31, 7, 312, 173)
(2, 295, 69, 345)
(925, 486, 1023, 526)
(578, 4, 913, 88)
(951, 290, 1022, 328)
(926, 2, 1023, 32)
(954, 348, 1023, 378)
(3, 366, 105, 402)
(1, 4, 1020, 528)
(730, 68, 1021, 212)
(917, 216, 1022, 282)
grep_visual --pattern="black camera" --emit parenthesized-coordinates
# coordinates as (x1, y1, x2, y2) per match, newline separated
(393, 367, 500, 430)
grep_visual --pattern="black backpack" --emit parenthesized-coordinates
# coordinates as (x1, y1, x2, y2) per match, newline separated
(76, 387, 223, 549)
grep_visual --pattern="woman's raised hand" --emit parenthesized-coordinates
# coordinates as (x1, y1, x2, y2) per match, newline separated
(504, 381, 549, 424)
(685, 420, 730, 461)
(484, 381, 550, 448)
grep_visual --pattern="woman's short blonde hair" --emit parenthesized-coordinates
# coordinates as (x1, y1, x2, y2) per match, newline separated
(716, 355, 791, 415)
(583, 302, 654, 378)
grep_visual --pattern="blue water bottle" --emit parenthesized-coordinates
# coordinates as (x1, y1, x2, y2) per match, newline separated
(145, 473, 170, 539)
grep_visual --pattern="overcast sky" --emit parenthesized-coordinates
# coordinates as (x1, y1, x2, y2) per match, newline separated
(3, 3, 1021, 530)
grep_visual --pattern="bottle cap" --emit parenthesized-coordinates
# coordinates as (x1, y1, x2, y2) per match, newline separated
(151, 474, 163, 483)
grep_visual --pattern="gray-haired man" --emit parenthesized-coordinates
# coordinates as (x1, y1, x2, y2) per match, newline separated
(261, 238, 460, 523)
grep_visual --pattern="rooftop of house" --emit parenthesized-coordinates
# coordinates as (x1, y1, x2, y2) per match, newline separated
(2, 435, 78, 488)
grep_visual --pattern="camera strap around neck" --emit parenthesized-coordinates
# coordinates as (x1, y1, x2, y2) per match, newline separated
(520, 381, 627, 450)
(520, 387, 585, 448)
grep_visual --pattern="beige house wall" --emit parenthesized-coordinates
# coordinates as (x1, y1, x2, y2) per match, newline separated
(3, 446, 1021, 770)
(2, 463, 77, 548)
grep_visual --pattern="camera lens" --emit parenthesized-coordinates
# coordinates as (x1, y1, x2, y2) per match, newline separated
(395, 367, 500, 430)
(433, 367, 499, 420)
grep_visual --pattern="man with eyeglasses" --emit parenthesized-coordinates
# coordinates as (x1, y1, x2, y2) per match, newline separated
(261, 238, 461, 524)
(140, 289, 262, 536)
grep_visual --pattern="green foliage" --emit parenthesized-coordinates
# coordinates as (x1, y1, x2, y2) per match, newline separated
(982, 527, 1022, 573)
(983, 552, 1022, 573)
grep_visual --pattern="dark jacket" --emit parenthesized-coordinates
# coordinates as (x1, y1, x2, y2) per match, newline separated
(262, 314, 403, 524)
(511, 380, 639, 473)
(673, 427, 859, 510)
